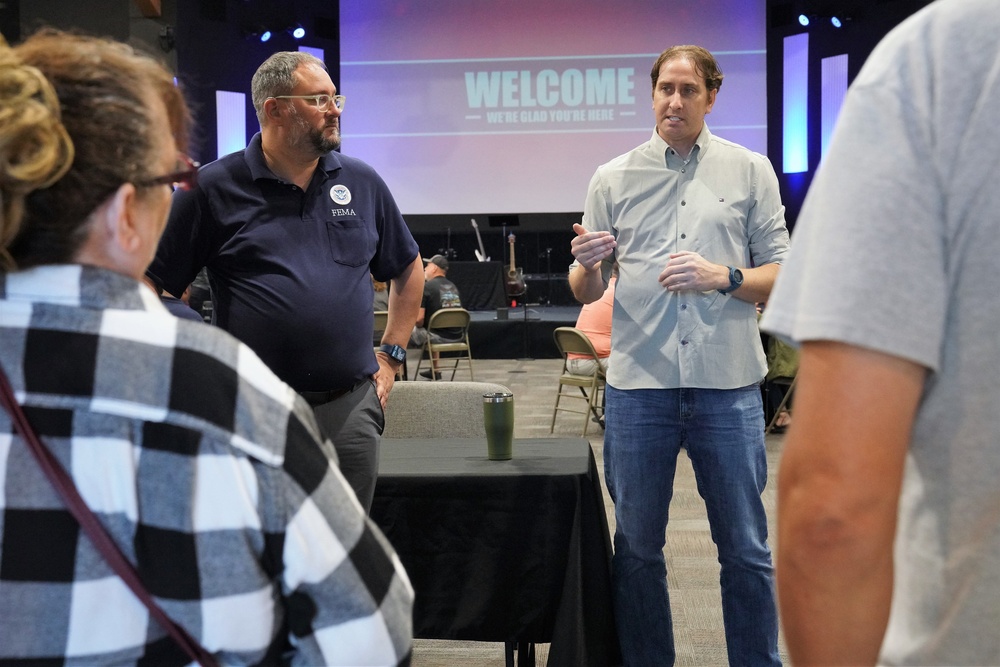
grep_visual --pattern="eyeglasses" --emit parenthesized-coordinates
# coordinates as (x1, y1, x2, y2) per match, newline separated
(138, 153, 200, 191)
(269, 94, 346, 112)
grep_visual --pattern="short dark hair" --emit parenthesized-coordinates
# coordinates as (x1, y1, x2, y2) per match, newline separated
(251, 51, 327, 125)
(650, 45, 724, 93)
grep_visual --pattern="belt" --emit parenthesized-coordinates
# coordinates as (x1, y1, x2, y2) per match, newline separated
(299, 387, 352, 407)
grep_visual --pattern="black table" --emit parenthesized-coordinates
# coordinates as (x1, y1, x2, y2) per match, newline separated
(371, 438, 621, 667)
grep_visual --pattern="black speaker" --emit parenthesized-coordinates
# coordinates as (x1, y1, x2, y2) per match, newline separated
(488, 214, 520, 228)
(314, 15, 339, 40)
(0, 0, 21, 44)
(200, 0, 226, 22)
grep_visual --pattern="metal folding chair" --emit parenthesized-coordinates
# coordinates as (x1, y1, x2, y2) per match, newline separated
(551, 327, 606, 436)
(414, 308, 474, 381)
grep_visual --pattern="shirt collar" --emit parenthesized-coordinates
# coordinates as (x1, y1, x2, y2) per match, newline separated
(245, 132, 344, 182)
(650, 123, 713, 163)
(1, 264, 164, 313)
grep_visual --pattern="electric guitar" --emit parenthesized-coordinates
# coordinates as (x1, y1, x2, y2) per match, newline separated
(505, 233, 526, 297)
(471, 218, 489, 262)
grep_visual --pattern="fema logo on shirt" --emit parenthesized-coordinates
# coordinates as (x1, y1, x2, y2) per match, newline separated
(330, 185, 352, 205)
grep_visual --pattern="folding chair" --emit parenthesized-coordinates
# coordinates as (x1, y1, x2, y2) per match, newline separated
(551, 327, 606, 436)
(765, 375, 797, 434)
(762, 331, 799, 434)
(414, 308, 474, 381)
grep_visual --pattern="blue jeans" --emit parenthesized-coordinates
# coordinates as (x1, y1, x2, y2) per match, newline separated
(604, 384, 780, 667)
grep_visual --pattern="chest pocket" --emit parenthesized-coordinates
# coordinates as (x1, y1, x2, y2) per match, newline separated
(326, 218, 376, 267)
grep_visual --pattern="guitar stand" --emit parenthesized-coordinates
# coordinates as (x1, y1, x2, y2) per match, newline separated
(503, 229, 531, 359)
(519, 290, 531, 360)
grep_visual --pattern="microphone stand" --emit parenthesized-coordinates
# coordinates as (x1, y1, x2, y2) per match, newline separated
(521, 283, 531, 359)
(502, 223, 508, 293)
(440, 227, 457, 260)
(543, 247, 552, 307)
(499, 223, 530, 359)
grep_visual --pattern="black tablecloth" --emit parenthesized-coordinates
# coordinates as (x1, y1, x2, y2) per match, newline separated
(447, 261, 506, 310)
(372, 438, 621, 666)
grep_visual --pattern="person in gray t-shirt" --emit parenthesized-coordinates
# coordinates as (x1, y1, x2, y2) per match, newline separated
(762, 0, 1000, 663)
(411, 254, 463, 379)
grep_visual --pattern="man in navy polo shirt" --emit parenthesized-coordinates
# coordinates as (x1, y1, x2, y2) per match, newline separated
(149, 51, 423, 511)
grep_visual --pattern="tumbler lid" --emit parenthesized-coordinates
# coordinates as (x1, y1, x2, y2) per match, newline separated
(483, 391, 514, 402)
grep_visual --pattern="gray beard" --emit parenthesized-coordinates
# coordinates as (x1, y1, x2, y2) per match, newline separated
(290, 106, 341, 154)
(306, 125, 341, 154)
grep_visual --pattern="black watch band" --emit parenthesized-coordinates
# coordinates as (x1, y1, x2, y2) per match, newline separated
(718, 266, 744, 294)
(378, 344, 406, 365)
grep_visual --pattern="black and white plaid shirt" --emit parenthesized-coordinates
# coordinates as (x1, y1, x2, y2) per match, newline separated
(0, 266, 413, 666)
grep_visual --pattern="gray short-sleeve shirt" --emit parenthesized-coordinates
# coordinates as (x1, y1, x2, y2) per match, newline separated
(762, 0, 1000, 662)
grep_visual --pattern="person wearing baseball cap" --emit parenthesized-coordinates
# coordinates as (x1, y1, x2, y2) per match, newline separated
(411, 255, 463, 378)
(423, 254, 450, 272)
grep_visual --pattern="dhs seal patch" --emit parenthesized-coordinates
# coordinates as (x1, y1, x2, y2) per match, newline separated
(330, 185, 352, 205)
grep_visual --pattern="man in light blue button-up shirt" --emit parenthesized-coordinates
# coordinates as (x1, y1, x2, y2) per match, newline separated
(569, 45, 788, 666)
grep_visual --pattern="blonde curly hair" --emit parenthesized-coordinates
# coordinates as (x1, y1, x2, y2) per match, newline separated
(0, 30, 190, 271)
(0, 35, 74, 270)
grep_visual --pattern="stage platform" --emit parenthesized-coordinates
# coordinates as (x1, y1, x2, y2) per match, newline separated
(466, 306, 579, 359)
(428, 260, 578, 359)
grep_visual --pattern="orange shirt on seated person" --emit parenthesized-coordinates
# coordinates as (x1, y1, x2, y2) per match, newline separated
(568, 275, 615, 375)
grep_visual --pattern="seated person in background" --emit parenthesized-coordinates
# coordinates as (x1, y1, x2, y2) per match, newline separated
(372, 274, 389, 344)
(143, 276, 204, 322)
(373, 274, 390, 311)
(764, 330, 797, 431)
(410, 254, 463, 379)
(758, 302, 797, 431)
(568, 271, 616, 376)
(163, 283, 202, 321)
(186, 266, 211, 321)
(0, 31, 412, 665)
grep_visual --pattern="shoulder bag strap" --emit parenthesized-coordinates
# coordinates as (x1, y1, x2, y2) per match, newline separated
(0, 367, 217, 667)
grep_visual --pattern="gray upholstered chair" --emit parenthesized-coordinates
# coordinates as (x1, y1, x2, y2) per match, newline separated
(383, 380, 511, 438)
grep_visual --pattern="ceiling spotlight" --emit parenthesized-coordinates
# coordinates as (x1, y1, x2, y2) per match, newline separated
(291, 25, 306, 39)
(831, 16, 843, 28)
(798, 14, 810, 26)
(259, 30, 272, 42)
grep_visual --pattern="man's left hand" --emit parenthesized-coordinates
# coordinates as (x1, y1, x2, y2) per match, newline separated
(658, 251, 727, 292)
(372, 356, 398, 408)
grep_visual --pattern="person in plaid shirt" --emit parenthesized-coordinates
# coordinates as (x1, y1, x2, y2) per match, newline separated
(0, 30, 413, 665)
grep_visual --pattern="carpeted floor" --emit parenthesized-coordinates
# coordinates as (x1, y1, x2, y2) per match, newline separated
(397, 357, 790, 666)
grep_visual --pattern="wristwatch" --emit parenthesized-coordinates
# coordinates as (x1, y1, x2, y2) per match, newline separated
(378, 343, 406, 365)
(718, 266, 744, 294)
